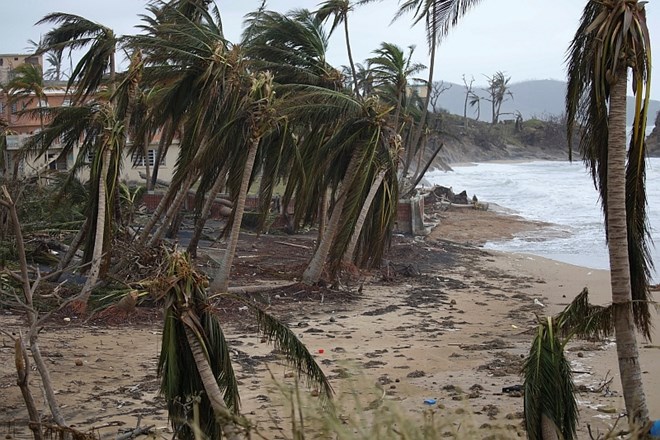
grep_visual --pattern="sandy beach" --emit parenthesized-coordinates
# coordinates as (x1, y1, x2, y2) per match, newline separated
(1, 206, 658, 439)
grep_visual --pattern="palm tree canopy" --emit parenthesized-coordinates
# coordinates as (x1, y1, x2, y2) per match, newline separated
(566, 0, 654, 339)
(242, 8, 342, 88)
(36, 12, 119, 102)
(5, 63, 47, 105)
(393, 0, 483, 48)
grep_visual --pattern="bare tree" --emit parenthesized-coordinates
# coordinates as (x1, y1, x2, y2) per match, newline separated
(461, 74, 475, 128)
(429, 80, 452, 113)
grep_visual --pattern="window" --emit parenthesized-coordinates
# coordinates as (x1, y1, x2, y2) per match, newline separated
(131, 149, 164, 167)
(11, 102, 17, 114)
(38, 99, 48, 108)
(61, 99, 71, 107)
(47, 153, 68, 171)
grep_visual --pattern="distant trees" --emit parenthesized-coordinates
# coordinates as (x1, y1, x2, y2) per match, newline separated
(483, 71, 513, 124)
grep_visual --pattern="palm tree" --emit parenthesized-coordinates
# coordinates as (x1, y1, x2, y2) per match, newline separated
(243, 8, 342, 89)
(566, 0, 652, 429)
(367, 42, 426, 129)
(483, 71, 513, 124)
(32, 12, 138, 310)
(315, 0, 363, 98)
(5, 63, 48, 132)
(389, 0, 483, 184)
(157, 251, 332, 440)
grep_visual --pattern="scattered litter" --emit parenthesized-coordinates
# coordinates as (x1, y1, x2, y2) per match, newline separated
(424, 398, 437, 405)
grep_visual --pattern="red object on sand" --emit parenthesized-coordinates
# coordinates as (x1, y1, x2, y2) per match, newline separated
(318, 349, 324, 354)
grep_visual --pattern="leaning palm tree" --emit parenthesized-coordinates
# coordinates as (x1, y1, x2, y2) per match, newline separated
(34, 12, 126, 311)
(566, 0, 653, 429)
(315, 0, 363, 98)
(388, 0, 483, 185)
(157, 250, 332, 440)
(242, 8, 342, 89)
(367, 42, 426, 129)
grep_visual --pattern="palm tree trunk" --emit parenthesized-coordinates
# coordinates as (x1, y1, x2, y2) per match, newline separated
(187, 170, 226, 258)
(607, 66, 649, 428)
(540, 414, 559, 440)
(316, 189, 330, 251)
(136, 183, 180, 246)
(210, 139, 259, 293)
(344, 18, 360, 100)
(148, 174, 196, 247)
(343, 169, 386, 264)
(181, 314, 243, 440)
(151, 122, 173, 191)
(303, 149, 362, 285)
(52, 218, 89, 281)
(404, 8, 436, 184)
(77, 147, 111, 308)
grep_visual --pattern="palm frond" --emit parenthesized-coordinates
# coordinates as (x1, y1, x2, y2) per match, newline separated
(523, 317, 578, 440)
(555, 287, 615, 341)
(217, 293, 334, 401)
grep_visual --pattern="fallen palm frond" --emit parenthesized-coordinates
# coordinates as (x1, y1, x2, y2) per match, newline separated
(213, 292, 334, 401)
(523, 316, 578, 440)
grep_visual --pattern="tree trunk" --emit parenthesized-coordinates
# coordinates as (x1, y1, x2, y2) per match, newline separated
(15, 338, 44, 440)
(148, 174, 196, 247)
(136, 185, 179, 246)
(344, 17, 360, 100)
(606, 66, 649, 428)
(77, 147, 111, 308)
(316, 189, 330, 251)
(151, 122, 173, 191)
(187, 171, 226, 258)
(540, 414, 559, 440)
(403, 8, 436, 184)
(52, 218, 89, 282)
(210, 139, 259, 293)
(29, 338, 67, 427)
(343, 169, 386, 265)
(0, 187, 67, 427)
(302, 149, 362, 285)
(181, 314, 243, 440)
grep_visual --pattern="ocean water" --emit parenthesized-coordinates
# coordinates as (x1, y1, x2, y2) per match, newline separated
(425, 158, 660, 279)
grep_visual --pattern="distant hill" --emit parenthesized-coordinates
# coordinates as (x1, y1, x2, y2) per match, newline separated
(434, 79, 660, 129)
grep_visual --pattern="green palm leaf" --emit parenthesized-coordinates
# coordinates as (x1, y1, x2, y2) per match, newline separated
(217, 293, 334, 401)
(523, 317, 578, 440)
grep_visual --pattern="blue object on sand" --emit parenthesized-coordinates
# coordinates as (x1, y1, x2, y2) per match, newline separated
(650, 420, 660, 437)
(424, 398, 437, 405)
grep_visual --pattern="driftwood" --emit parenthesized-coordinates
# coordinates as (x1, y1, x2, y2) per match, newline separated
(115, 425, 155, 440)
(226, 282, 298, 294)
(274, 241, 311, 250)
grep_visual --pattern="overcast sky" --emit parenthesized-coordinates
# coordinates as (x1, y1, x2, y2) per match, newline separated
(2, 0, 659, 99)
